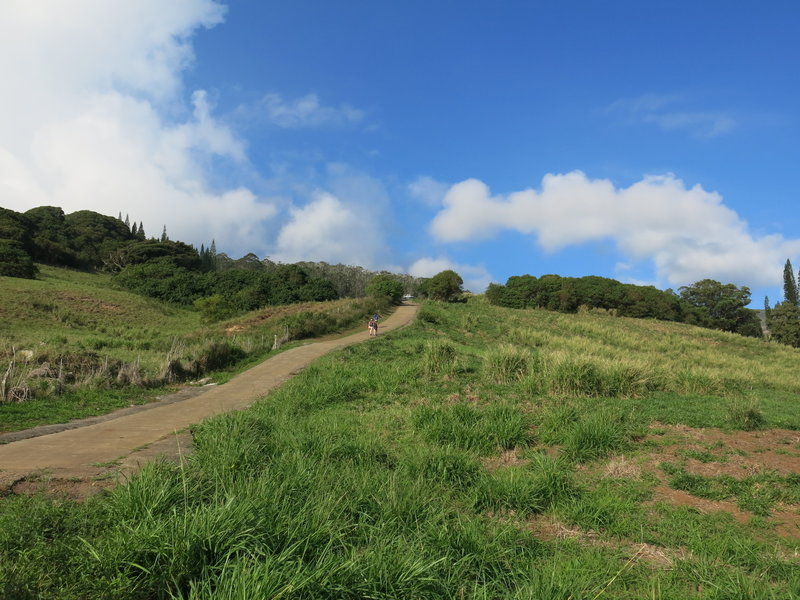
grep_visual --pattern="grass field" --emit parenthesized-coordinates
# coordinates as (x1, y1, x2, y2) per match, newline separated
(1, 297, 799, 598)
(0, 266, 389, 431)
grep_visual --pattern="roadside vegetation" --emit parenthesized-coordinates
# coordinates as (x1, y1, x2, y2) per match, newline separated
(0, 265, 392, 431)
(2, 298, 799, 598)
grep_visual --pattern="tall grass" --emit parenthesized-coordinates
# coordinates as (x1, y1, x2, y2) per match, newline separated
(483, 343, 532, 384)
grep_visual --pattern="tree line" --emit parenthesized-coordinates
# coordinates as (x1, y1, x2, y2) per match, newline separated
(0, 205, 444, 322)
(486, 273, 762, 338)
(764, 259, 800, 347)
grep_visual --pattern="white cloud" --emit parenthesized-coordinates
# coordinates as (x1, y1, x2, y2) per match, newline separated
(607, 93, 736, 138)
(273, 191, 389, 267)
(429, 171, 800, 289)
(408, 175, 449, 207)
(260, 93, 364, 128)
(0, 0, 277, 254)
(408, 256, 493, 293)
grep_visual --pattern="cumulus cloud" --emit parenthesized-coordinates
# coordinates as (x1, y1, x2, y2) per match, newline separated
(607, 93, 736, 138)
(429, 171, 800, 289)
(0, 0, 276, 254)
(408, 256, 493, 293)
(272, 191, 388, 267)
(260, 93, 364, 128)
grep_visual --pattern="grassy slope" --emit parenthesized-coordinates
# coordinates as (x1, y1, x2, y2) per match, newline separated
(0, 265, 388, 432)
(1, 298, 800, 598)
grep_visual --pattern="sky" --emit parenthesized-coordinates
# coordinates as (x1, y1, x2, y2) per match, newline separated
(1, 1, 799, 302)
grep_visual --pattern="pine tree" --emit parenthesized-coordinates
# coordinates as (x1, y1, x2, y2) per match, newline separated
(137, 221, 146, 240)
(117, 211, 122, 221)
(784, 259, 798, 306)
(160, 225, 168, 242)
(131, 222, 138, 236)
(209, 240, 217, 271)
(125, 214, 130, 230)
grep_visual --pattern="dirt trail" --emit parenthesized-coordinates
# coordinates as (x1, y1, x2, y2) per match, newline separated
(0, 304, 418, 493)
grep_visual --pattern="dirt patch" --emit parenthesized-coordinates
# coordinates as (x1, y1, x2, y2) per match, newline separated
(526, 515, 685, 568)
(643, 424, 800, 477)
(633, 424, 800, 540)
(604, 455, 642, 479)
(11, 476, 115, 501)
(482, 448, 530, 471)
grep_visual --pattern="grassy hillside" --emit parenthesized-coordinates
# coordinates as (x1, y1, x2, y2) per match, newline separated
(2, 298, 799, 598)
(0, 265, 389, 431)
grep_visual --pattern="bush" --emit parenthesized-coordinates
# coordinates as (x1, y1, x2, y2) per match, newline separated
(196, 341, 245, 371)
(194, 294, 238, 323)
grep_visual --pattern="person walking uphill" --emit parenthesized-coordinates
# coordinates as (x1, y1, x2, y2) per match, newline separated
(368, 313, 380, 337)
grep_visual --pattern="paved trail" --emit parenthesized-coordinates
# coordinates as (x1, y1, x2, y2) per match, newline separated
(0, 304, 418, 492)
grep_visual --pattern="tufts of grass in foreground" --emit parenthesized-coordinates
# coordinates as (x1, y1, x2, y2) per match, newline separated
(2, 299, 800, 598)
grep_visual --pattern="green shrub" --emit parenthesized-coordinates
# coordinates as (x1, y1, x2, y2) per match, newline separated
(194, 294, 238, 323)
(195, 341, 245, 371)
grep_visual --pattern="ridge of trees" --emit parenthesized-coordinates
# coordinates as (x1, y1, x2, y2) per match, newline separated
(0, 205, 433, 322)
(487, 273, 762, 338)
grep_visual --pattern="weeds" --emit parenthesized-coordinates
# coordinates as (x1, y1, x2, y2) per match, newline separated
(726, 399, 765, 431)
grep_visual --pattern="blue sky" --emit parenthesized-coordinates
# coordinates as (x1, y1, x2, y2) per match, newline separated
(1, 1, 798, 302)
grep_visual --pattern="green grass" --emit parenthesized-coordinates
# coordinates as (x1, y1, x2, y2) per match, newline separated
(2, 298, 800, 598)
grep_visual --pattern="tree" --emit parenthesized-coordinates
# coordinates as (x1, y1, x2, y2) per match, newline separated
(767, 302, 800, 347)
(24, 206, 78, 266)
(0, 239, 38, 278)
(784, 259, 798, 306)
(424, 270, 464, 302)
(678, 279, 761, 337)
(160, 225, 168, 242)
(0, 208, 34, 252)
(65, 210, 134, 269)
(365, 273, 404, 304)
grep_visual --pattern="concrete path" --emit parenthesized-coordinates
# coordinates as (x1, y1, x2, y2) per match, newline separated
(0, 304, 418, 491)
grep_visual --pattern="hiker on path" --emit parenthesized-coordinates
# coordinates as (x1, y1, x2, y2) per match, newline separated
(369, 313, 381, 337)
